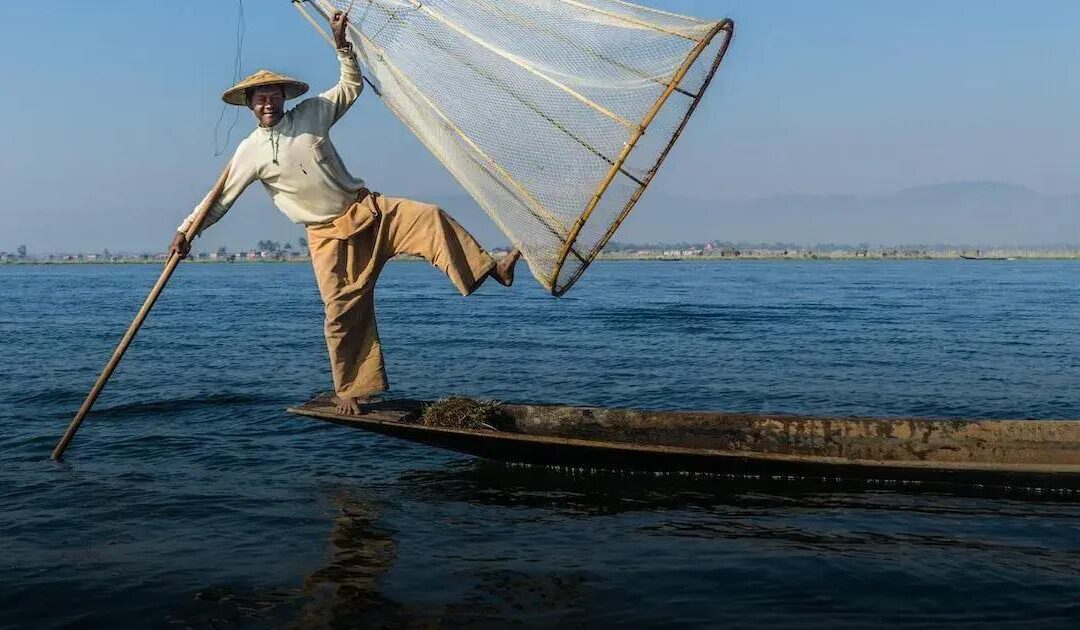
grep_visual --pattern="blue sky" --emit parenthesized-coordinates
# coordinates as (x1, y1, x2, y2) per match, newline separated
(0, 1, 1076, 252)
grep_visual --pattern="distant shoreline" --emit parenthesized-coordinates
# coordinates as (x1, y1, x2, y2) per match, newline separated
(5, 252, 1080, 265)
(8, 244, 1080, 265)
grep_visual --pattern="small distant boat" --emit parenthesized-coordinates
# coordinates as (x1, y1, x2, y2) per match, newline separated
(288, 395, 1080, 492)
(960, 255, 1009, 261)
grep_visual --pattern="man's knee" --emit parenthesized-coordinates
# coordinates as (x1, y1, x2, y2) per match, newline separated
(324, 302, 349, 327)
(323, 291, 370, 325)
(400, 199, 443, 224)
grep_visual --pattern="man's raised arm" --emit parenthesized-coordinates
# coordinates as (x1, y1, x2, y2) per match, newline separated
(306, 11, 364, 131)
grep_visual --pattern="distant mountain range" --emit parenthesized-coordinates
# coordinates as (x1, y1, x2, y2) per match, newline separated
(430, 182, 1080, 248)
(618, 182, 1080, 246)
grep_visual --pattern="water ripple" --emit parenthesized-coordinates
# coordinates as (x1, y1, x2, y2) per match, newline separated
(2, 261, 1079, 628)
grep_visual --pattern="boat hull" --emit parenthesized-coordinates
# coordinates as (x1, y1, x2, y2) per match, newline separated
(286, 395, 1080, 491)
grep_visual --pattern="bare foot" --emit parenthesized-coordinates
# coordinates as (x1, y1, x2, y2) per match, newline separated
(335, 396, 376, 416)
(491, 249, 521, 287)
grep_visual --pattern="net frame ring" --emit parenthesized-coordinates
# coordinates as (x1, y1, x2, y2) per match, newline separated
(549, 19, 735, 297)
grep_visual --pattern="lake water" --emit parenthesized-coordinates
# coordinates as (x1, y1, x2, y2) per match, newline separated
(2, 260, 1079, 628)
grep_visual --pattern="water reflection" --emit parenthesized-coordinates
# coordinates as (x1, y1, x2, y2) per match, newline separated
(400, 460, 1080, 514)
(287, 489, 598, 628)
(168, 493, 409, 629)
(292, 494, 408, 628)
(154, 459, 1080, 627)
(397, 460, 1080, 576)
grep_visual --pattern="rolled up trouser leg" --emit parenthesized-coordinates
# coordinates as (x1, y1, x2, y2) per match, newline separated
(376, 196, 496, 296)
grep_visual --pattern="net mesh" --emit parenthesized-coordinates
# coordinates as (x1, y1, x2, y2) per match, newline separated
(301, 0, 733, 295)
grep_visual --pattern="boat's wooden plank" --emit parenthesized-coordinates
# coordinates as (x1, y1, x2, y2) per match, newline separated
(292, 394, 424, 424)
(285, 396, 1080, 487)
(501, 404, 1080, 467)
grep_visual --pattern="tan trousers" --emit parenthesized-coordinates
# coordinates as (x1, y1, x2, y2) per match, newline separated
(306, 191, 496, 398)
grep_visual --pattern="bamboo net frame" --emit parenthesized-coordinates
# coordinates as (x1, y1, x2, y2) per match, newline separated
(555, 19, 734, 293)
(294, 0, 734, 296)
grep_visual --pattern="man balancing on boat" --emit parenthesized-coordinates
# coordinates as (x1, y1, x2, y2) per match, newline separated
(168, 11, 522, 416)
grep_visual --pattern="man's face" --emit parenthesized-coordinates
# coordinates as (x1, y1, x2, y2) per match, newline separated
(249, 86, 286, 127)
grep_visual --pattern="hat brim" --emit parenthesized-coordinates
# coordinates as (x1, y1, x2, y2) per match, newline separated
(222, 79, 309, 106)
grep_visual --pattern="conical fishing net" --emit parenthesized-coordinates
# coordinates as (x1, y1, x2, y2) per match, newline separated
(294, 0, 734, 295)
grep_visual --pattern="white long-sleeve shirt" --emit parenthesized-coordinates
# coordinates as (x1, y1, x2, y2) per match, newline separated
(178, 47, 365, 235)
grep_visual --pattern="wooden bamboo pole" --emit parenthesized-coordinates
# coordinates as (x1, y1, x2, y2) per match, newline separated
(50, 165, 232, 460)
(550, 20, 731, 294)
(558, 20, 735, 293)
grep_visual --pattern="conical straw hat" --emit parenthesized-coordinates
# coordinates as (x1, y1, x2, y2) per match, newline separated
(222, 69, 309, 106)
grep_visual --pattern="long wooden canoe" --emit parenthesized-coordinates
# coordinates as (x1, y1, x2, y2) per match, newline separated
(287, 394, 1080, 491)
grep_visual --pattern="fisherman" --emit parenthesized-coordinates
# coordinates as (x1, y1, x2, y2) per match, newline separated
(169, 11, 521, 416)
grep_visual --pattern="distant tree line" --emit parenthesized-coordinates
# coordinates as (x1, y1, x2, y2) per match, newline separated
(1, 245, 29, 260)
(253, 237, 308, 253)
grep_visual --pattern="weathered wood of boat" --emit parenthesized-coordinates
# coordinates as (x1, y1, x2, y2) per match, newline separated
(287, 394, 1080, 490)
